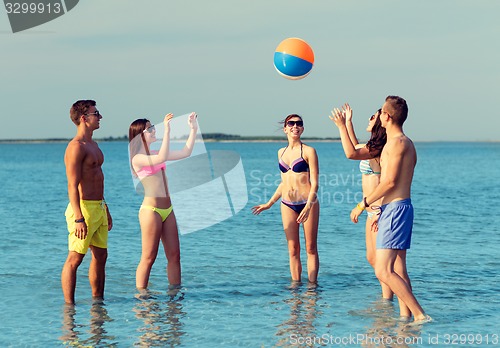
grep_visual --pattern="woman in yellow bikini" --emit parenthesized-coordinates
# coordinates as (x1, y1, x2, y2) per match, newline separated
(129, 112, 197, 291)
(330, 104, 393, 300)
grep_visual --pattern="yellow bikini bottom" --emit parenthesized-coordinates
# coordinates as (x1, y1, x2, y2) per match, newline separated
(140, 205, 173, 222)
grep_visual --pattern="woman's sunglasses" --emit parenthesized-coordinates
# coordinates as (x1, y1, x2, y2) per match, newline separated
(143, 125, 155, 133)
(286, 120, 304, 127)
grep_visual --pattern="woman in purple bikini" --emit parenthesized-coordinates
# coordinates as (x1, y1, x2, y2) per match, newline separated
(252, 114, 320, 283)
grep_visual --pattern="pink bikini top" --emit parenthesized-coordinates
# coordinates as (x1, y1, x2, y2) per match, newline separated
(135, 151, 165, 178)
(136, 162, 165, 178)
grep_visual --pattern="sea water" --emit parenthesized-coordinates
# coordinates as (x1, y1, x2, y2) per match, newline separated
(0, 141, 499, 347)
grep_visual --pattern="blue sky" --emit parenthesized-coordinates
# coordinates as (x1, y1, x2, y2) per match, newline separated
(1, 0, 499, 141)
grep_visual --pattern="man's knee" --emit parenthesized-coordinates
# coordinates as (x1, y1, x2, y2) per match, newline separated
(375, 265, 390, 283)
(91, 247, 108, 263)
(65, 251, 85, 268)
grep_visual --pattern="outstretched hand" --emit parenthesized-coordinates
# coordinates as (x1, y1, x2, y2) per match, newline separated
(343, 103, 352, 122)
(251, 203, 271, 215)
(329, 107, 346, 128)
(188, 112, 198, 130)
(164, 113, 174, 132)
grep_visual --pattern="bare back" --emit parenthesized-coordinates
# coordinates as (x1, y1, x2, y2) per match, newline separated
(379, 134, 417, 204)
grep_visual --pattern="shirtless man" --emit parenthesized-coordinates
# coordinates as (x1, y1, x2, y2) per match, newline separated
(61, 100, 112, 304)
(347, 96, 429, 322)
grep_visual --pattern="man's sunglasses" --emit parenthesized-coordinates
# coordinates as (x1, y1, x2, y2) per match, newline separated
(84, 110, 101, 117)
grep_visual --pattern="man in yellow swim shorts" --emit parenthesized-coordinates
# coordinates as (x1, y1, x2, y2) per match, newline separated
(61, 100, 113, 305)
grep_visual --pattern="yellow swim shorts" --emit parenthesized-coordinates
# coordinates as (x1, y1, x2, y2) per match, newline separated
(65, 200, 108, 254)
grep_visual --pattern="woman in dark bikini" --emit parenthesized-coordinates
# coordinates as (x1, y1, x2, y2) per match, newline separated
(129, 112, 197, 292)
(252, 114, 320, 283)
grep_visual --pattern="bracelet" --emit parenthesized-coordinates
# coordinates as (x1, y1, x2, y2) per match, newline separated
(75, 217, 85, 223)
(364, 197, 369, 208)
(356, 203, 365, 211)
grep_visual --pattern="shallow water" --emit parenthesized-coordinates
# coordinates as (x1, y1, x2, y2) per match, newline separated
(0, 141, 499, 347)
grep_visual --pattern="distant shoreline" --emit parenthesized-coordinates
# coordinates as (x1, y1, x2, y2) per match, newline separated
(0, 134, 341, 144)
(0, 136, 497, 144)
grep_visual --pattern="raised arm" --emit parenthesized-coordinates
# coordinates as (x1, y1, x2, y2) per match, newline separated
(132, 114, 173, 168)
(167, 112, 198, 161)
(343, 103, 359, 147)
(330, 108, 373, 160)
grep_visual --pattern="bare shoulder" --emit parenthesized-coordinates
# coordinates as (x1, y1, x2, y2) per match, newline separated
(65, 138, 86, 156)
(277, 147, 286, 156)
(386, 135, 412, 153)
(399, 135, 415, 152)
(302, 144, 318, 160)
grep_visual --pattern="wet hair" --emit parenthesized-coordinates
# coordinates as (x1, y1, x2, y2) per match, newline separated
(128, 118, 150, 177)
(366, 109, 387, 157)
(280, 114, 303, 127)
(385, 95, 408, 126)
(69, 100, 96, 125)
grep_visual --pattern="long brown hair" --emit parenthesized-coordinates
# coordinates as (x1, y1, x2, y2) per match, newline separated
(366, 109, 387, 157)
(128, 118, 150, 178)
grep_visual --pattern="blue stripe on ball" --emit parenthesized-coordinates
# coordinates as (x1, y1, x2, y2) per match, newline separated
(273, 52, 313, 77)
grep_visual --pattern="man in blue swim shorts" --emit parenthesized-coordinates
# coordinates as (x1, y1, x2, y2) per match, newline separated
(376, 198, 413, 250)
(61, 100, 113, 304)
(350, 96, 430, 323)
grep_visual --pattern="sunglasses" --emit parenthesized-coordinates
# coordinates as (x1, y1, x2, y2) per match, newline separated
(143, 125, 155, 133)
(369, 114, 376, 121)
(286, 120, 304, 127)
(84, 110, 101, 117)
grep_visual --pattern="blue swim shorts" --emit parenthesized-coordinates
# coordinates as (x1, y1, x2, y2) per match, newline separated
(376, 198, 413, 250)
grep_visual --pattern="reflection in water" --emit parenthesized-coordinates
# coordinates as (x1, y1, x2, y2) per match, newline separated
(359, 299, 423, 348)
(133, 288, 186, 347)
(275, 282, 322, 347)
(60, 301, 115, 347)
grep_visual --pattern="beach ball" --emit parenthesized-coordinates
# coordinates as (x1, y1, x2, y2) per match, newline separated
(274, 37, 315, 80)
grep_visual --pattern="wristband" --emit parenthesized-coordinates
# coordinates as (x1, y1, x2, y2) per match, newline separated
(356, 203, 365, 211)
(364, 197, 369, 208)
(75, 217, 85, 223)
